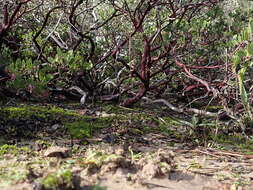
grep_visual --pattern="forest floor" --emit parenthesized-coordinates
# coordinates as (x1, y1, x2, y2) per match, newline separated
(0, 101, 253, 190)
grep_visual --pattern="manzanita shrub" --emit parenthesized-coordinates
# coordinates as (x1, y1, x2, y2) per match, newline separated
(230, 17, 253, 121)
(0, 0, 252, 116)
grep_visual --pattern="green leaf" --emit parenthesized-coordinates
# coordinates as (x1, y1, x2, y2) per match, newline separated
(249, 19, 253, 31)
(240, 83, 248, 108)
(237, 49, 247, 59)
(241, 29, 249, 41)
(232, 55, 240, 68)
(247, 43, 253, 55)
(237, 34, 242, 42)
(239, 67, 247, 83)
(56, 47, 63, 57)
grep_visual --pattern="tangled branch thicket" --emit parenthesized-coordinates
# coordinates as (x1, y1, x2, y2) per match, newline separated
(0, 0, 253, 129)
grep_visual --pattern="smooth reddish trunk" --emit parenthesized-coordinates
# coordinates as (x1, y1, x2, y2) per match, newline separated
(121, 85, 147, 107)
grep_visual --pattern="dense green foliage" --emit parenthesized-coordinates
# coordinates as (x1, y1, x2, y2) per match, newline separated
(0, 0, 253, 133)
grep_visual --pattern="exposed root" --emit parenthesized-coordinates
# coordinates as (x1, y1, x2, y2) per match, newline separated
(143, 97, 218, 118)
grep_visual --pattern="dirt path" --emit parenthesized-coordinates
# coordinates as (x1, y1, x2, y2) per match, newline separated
(1, 142, 253, 190)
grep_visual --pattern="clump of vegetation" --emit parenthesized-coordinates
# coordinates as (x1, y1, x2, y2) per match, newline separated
(0, 168, 28, 188)
(66, 115, 116, 139)
(0, 148, 29, 188)
(0, 105, 80, 121)
(66, 120, 94, 139)
(83, 149, 123, 167)
(0, 144, 30, 156)
(41, 169, 74, 190)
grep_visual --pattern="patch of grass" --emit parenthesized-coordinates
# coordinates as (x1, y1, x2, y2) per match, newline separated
(212, 134, 245, 146)
(129, 146, 143, 162)
(145, 116, 179, 135)
(0, 144, 30, 157)
(41, 169, 74, 190)
(0, 170, 28, 188)
(212, 133, 253, 152)
(83, 149, 122, 167)
(238, 142, 253, 151)
(0, 161, 28, 188)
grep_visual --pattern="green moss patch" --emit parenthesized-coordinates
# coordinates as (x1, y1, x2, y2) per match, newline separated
(0, 104, 80, 122)
(66, 117, 114, 139)
(41, 169, 74, 190)
(0, 104, 117, 139)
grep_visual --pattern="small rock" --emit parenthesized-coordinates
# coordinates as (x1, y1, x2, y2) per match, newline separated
(115, 147, 124, 156)
(95, 111, 116, 117)
(17, 154, 27, 161)
(102, 134, 117, 144)
(43, 146, 70, 158)
(100, 162, 118, 175)
(47, 124, 62, 133)
(51, 124, 61, 131)
(135, 149, 175, 180)
(141, 161, 161, 179)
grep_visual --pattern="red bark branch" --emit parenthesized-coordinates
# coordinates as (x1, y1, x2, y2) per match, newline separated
(174, 54, 211, 92)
